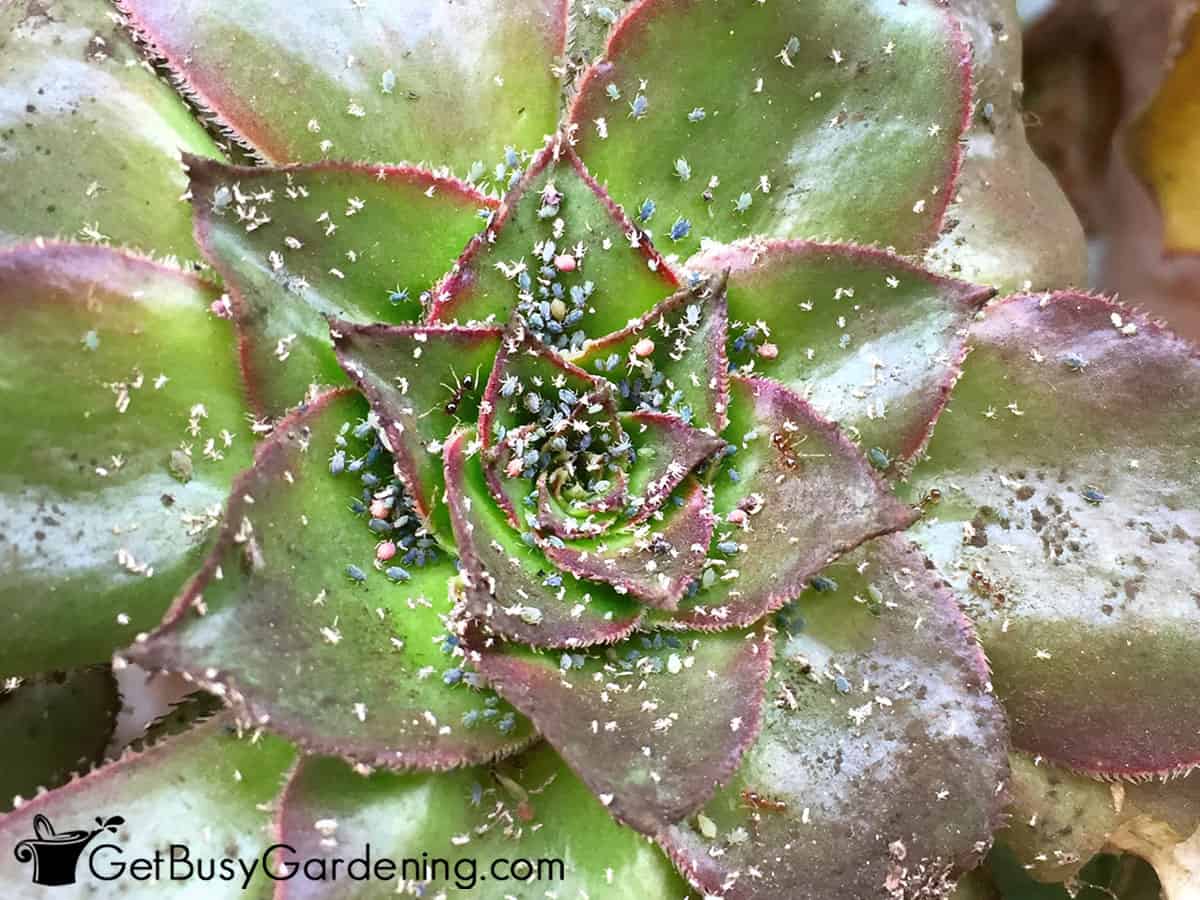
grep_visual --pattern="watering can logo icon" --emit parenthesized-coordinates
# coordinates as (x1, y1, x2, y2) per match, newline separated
(13, 813, 125, 886)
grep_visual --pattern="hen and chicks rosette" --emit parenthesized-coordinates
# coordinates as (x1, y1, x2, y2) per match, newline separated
(2, 0, 1199, 898)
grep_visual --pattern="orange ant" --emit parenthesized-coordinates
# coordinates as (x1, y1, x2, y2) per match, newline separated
(740, 789, 787, 812)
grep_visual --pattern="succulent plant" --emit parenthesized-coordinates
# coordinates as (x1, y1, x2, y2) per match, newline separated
(1, 0, 1196, 898)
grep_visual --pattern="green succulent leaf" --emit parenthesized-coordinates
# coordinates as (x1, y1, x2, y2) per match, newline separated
(658, 375, 918, 631)
(187, 155, 491, 415)
(0, 244, 250, 675)
(332, 321, 503, 541)
(691, 240, 994, 466)
(117, 0, 567, 171)
(1003, 749, 1200, 888)
(475, 626, 774, 836)
(274, 743, 692, 899)
(904, 292, 1200, 778)
(659, 535, 1008, 900)
(0, 667, 120, 810)
(430, 143, 679, 338)
(130, 391, 536, 770)
(573, 276, 730, 432)
(618, 411, 727, 523)
(0, 0, 222, 258)
(443, 428, 644, 648)
(0, 714, 295, 898)
(925, 1, 1087, 292)
(537, 478, 715, 611)
(568, 0, 971, 257)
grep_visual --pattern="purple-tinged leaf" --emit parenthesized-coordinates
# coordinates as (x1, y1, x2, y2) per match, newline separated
(129, 392, 536, 770)
(620, 411, 726, 524)
(539, 478, 715, 611)
(476, 627, 774, 836)
(331, 321, 502, 540)
(569, 0, 972, 256)
(659, 535, 1008, 900)
(444, 429, 642, 648)
(926, 2, 1088, 293)
(274, 743, 690, 899)
(0, 667, 120, 810)
(118, 0, 566, 171)
(188, 155, 492, 415)
(574, 276, 730, 432)
(0, 0, 222, 258)
(658, 375, 918, 631)
(691, 240, 994, 466)
(0, 715, 295, 897)
(903, 292, 1200, 778)
(0, 243, 250, 675)
(477, 319, 607, 447)
(430, 143, 678, 340)
(536, 469, 628, 539)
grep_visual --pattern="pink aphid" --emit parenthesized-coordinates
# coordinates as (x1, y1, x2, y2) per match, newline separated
(369, 500, 390, 519)
(210, 297, 233, 319)
(554, 253, 577, 272)
(758, 342, 779, 360)
(376, 541, 397, 562)
(727, 508, 749, 527)
(633, 337, 656, 358)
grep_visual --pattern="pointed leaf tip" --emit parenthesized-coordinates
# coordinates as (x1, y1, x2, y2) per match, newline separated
(130, 391, 535, 770)
(476, 626, 774, 836)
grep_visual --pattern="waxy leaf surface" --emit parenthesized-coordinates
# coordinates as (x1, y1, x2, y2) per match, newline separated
(431, 145, 678, 339)
(275, 743, 691, 899)
(476, 626, 773, 835)
(119, 0, 567, 171)
(443, 429, 643, 648)
(691, 240, 993, 464)
(0, 667, 120, 809)
(660, 535, 1008, 900)
(661, 375, 917, 631)
(0, 715, 295, 899)
(0, 0, 221, 258)
(131, 391, 536, 770)
(0, 244, 249, 674)
(905, 292, 1200, 777)
(569, 0, 970, 256)
(189, 156, 490, 414)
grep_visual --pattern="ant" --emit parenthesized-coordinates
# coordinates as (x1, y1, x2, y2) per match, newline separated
(422, 367, 481, 419)
(740, 789, 787, 812)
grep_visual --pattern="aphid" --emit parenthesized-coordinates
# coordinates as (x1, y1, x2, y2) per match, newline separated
(638, 198, 656, 222)
(385, 565, 411, 583)
(606, 83, 621, 101)
(1063, 353, 1088, 373)
(345, 564, 367, 584)
(867, 446, 891, 471)
(688, 107, 706, 122)
(387, 286, 409, 305)
(1082, 486, 1106, 504)
(674, 158, 692, 181)
(810, 575, 838, 593)
(741, 790, 788, 812)
(669, 217, 691, 241)
(629, 93, 648, 119)
(734, 192, 753, 214)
